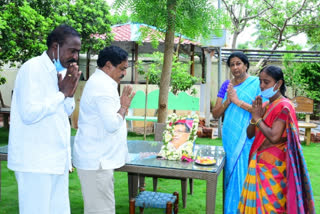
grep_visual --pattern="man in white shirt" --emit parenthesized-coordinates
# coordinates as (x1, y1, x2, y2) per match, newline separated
(8, 24, 81, 214)
(73, 46, 135, 214)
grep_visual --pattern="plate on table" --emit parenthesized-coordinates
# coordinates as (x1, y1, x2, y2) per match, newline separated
(195, 156, 216, 166)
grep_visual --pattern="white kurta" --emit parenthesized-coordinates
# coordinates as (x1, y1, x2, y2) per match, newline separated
(73, 68, 128, 170)
(8, 51, 74, 174)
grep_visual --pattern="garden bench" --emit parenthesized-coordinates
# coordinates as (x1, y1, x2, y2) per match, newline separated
(291, 96, 318, 146)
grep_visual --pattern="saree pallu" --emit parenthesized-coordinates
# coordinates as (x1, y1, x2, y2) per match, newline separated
(238, 98, 315, 214)
(222, 76, 261, 213)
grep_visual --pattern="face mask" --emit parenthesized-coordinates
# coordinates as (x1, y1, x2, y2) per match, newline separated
(261, 82, 278, 99)
(53, 44, 66, 72)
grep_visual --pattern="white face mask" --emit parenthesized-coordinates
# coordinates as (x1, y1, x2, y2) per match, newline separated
(261, 82, 278, 99)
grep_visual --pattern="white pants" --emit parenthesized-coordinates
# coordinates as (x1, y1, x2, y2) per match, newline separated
(15, 169, 70, 214)
(77, 168, 115, 214)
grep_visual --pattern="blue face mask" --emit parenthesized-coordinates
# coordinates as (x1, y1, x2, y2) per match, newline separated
(53, 44, 66, 72)
(261, 82, 278, 99)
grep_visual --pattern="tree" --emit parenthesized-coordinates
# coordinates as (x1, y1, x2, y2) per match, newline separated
(0, 1, 52, 69)
(67, 0, 113, 79)
(110, 10, 131, 25)
(138, 52, 200, 95)
(0, 0, 113, 82)
(296, 63, 320, 102)
(282, 51, 304, 97)
(114, 0, 226, 123)
(252, 0, 317, 67)
(296, 0, 320, 50)
(256, 0, 308, 50)
(221, 0, 275, 48)
(283, 54, 320, 102)
(0, 0, 74, 70)
(137, 52, 200, 139)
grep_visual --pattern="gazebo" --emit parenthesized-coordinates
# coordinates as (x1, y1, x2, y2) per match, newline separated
(110, 23, 204, 83)
(85, 23, 226, 129)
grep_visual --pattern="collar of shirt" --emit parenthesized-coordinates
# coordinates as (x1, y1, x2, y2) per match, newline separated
(41, 51, 57, 75)
(96, 68, 118, 89)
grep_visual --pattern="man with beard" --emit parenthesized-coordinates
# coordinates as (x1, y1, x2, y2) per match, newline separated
(73, 46, 135, 214)
(7, 24, 81, 214)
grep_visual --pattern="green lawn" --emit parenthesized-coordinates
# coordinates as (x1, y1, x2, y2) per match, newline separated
(0, 128, 319, 213)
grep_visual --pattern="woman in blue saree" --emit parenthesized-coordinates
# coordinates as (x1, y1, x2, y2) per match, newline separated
(212, 52, 261, 213)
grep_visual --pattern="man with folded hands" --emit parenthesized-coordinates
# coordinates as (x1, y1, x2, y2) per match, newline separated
(73, 45, 135, 214)
(8, 24, 81, 214)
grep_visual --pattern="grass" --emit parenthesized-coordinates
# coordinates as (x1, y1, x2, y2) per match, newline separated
(0, 128, 319, 213)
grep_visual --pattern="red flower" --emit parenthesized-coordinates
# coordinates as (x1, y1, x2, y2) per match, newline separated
(181, 155, 194, 162)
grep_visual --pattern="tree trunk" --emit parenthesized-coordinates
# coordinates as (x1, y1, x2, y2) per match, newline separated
(144, 74, 149, 140)
(190, 44, 195, 76)
(175, 34, 182, 57)
(134, 42, 139, 84)
(157, 0, 177, 123)
(231, 31, 240, 49)
(86, 50, 91, 80)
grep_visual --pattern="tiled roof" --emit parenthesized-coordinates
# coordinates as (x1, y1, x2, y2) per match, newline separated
(112, 24, 131, 41)
(110, 23, 200, 45)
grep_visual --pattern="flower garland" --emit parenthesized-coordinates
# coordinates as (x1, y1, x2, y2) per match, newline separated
(158, 113, 199, 161)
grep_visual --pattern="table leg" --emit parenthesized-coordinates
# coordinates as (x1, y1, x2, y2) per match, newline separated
(128, 173, 139, 200)
(305, 128, 311, 146)
(181, 178, 187, 208)
(206, 178, 218, 214)
(152, 176, 158, 191)
(189, 178, 193, 195)
(139, 175, 146, 188)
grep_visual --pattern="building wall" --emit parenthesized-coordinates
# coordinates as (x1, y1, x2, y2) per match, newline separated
(1, 54, 286, 111)
(0, 63, 19, 106)
(0, 55, 226, 106)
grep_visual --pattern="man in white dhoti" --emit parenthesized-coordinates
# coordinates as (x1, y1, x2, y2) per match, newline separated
(7, 24, 82, 214)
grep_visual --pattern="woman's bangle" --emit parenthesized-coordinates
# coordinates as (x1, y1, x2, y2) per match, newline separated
(250, 118, 263, 126)
(238, 100, 244, 108)
(221, 102, 225, 108)
(256, 118, 263, 127)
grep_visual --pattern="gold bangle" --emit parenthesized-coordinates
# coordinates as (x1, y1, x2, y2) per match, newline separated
(238, 100, 244, 108)
(250, 118, 263, 126)
(221, 102, 225, 108)
(256, 118, 263, 126)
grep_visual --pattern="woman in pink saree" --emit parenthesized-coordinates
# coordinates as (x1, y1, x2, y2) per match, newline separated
(238, 66, 315, 214)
